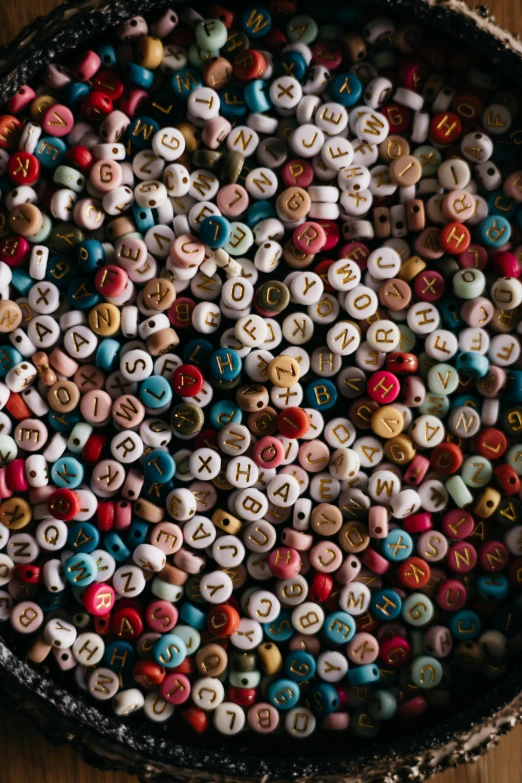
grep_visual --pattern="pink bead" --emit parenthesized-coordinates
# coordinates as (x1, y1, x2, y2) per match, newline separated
(288, 634, 321, 654)
(43, 64, 72, 89)
(160, 672, 191, 705)
(117, 15, 148, 40)
(149, 9, 179, 38)
(41, 104, 75, 137)
(201, 116, 232, 150)
(436, 578, 467, 612)
(247, 702, 279, 733)
(268, 547, 300, 578)
(347, 632, 379, 664)
(114, 237, 149, 271)
(417, 531, 448, 562)
(402, 455, 430, 486)
(188, 481, 218, 513)
(29, 485, 54, 504)
(424, 625, 453, 657)
(0, 467, 13, 498)
(503, 170, 522, 202)
(279, 464, 309, 492)
(73, 198, 105, 231)
(339, 242, 370, 270)
(280, 527, 313, 551)
(92, 460, 125, 493)
(441, 509, 474, 540)
(458, 243, 488, 270)
(72, 51, 102, 82)
(476, 365, 506, 398)
(297, 440, 330, 473)
(253, 436, 285, 469)
(145, 599, 178, 632)
(414, 227, 443, 259)
(446, 540, 477, 573)
(122, 468, 145, 502)
(309, 541, 343, 573)
(379, 634, 411, 667)
(114, 500, 132, 530)
(74, 364, 106, 392)
(335, 554, 362, 584)
(54, 647, 77, 671)
(322, 713, 349, 730)
(403, 512, 432, 533)
(150, 521, 183, 555)
(216, 183, 249, 217)
(368, 506, 388, 539)
(80, 390, 112, 425)
(367, 370, 400, 404)
(111, 395, 145, 428)
(479, 540, 509, 572)
(90, 159, 123, 192)
(266, 503, 291, 525)
(460, 296, 494, 327)
(10, 600, 43, 633)
(0, 234, 30, 267)
(173, 547, 205, 574)
(375, 622, 406, 642)
(492, 250, 520, 278)
(361, 547, 390, 574)
(118, 88, 149, 118)
(398, 695, 427, 720)
(99, 110, 131, 143)
(82, 583, 116, 615)
(6, 85, 36, 115)
(170, 235, 206, 268)
(5, 459, 29, 491)
(402, 375, 425, 406)
(49, 347, 79, 377)
(293, 222, 327, 254)
(441, 189, 475, 222)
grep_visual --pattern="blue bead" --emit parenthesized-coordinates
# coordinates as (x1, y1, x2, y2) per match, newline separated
(38, 592, 66, 611)
(455, 351, 489, 378)
(209, 348, 242, 380)
(348, 663, 381, 686)
(381, 529, 413, 562)
(267, 678, 300, 710)
(10, 268, 33, 295)
(48, 408, 81, 432)
(60, 81, 90, 108)
(46, 256, 79, 287)
(449, 394, 481, 411)
(143, 450, 176, 484)
(284, 650, 316, 682)
(305, 379, 337, 410)
(199, 215, 231, 249)
(142, 479, 175, 505)
(179, 601, 207, 629)
(330, 73, 363, 106)
(147, 91, 177, 124)
(246, 200, 275, 227)
(76, 239, 105, 273)
(103, 531, 131, 562)
(64, 552, 98, 585)
(220, 86, 247, 119)
(126, 519, 149, 548)
(171, 69, 203, 99)
(95, 338, 120, 371)
(244, 79, 272, 113)
(153, 633, 186, 668)
(337, 7, 363, 22)
(132, 203, 155, 233)
(128, 116, 160, 149)
(241, 7, 272, 37)
(140, 374, 172, 409)
(439, 296, 463, 328)
(478, 215, 511, 247)
(104, 640, 136, 672)
(263, 610, 294, 641)
(121, 62, 154, 88)
(183, 338, 214, 368)
(0, 177, 11, 202)
(209, 400, 242, 429)
(476, 574, 509, 602)
(274, 51, 307, 80)
(487, 189, 517, 218)
(67, 523, 100, 554)
(0, 346, 22, 377)
(492, 130, 522, 165)
(371, 589, 402, 621)
(96, 43, 117, 68)
(66, 277, 100, 309)
(449, 610, 481, 640)
(504, 370, 522, 402)
(323, 611, 356, 644)
(308, 682, 339, 715)
(491, 604, 522, 638)
(51, 456, 84, 489)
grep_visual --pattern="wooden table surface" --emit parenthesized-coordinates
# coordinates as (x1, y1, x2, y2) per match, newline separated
(1, 0, 522, 781)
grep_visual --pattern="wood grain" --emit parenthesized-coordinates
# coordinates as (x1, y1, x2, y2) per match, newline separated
(1, 0, 522, 781)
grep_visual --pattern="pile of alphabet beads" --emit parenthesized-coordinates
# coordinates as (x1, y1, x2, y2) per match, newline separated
(3, 0, 522, 742)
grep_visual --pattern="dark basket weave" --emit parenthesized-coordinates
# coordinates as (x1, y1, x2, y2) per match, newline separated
(1, 0, 522, 781)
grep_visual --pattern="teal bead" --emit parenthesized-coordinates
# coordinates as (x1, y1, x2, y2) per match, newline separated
(381, 531, 413, 563)
(367, 690, 397, 720)
(461, 455, 492, 487)
(67, 277, 100, 309)
(241, 7, 272, 37)
(267, 678, 300, 710)
(143, 450, 176, 484)
(122, 62, 154, 88)
(439, 295, 463, 328)
(104, 640, 136, 673)
(284, 650, 316, 682)
(95, 338, 120, 371)
(308, 682, 338, 715)
(199, 215, 231, 249)
(479, 215, 512, 247)
(246, 200, 275, 227)
(179, 601, 207, 629)
(183, 338, 214, 367)
(445, 475, 474, 508)
(427, 363, 460, 395)
(348, 663, 380, 686)
(416, 352, 433, 379)
(76, 239, 105, 273)
(60, 81, 90, 108)
(10, 268, 32, 295)
(477, 574, 509, 602)
(195, 18, 228, 48)
(449, 610, 481, 640)
(189, 44, 220, 69)
(371, 589, 402, 620)
(351, 709, 381, 738)
(173, 624, 201, 655)
(132, 204, 154, 233)
(244, 79, 272, 113)
(323, 611, 356, 644)
(143, 479, 174, 505)
(67, 523, 100, 554)
(455, 351, 489, 378)
(153, 633, 186, 668)
(504, 370, 522, 402)
(412, 145, 442, 176)
(224, 221, 253, 255)
(452, 269, 486, 299)
(449, 394, 481, 411)
(329, 73, 363, 107)
(410, 655, 443, 689)
(274, 51, 307, 80)
(306, 379, 337, 410)
(64, 552, 97, 586)
(126, 519, 149, 547)
(348, 685, 371, 706)
(0, 346, 22, 377)
(139, 374, 172, 409)
(487, 189, 517, 218)
(209, 348, 242, 380)
(48, 408, 81, 432)
(264, 610, 294, 641)
(171, 69, 203, 100)
(38, 592, 66, 612)
(34, 136, 67, 169)
(229, 670, 261, 688)
(220, 86, 247, 119)
(418, 394, 450, 418)
(506, 444, 522, 475)
(128, 116, 160, 149)
(96, 43, 116, 67)
(103, 531, 131, 562)
(402, 593, 434, 627)
(51, 456, 84, 489)
(46, 256, 79, 286)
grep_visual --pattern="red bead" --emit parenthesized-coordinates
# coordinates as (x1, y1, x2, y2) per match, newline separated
(194, 429, 220, 451)
(430, 442, 463, 474)
(398, 695, 427, 720)
(450, 92, 484, 124)
(180, 705, 209, 733)
(208, 6, 236, 27)
(64, 145, 94, 173)
(14, 564, 42, 584)
(339, 242, 370, 270)
(458, 243, 488, 270)
(479, 541, 509, 572)
(172, 364, 205, 397)
(311, 42, 342, 70)
(5, 459, 29, 491)
(493, 464, 521, 495)
(309, 571, 333, 602)
(277, 406, 310, 439)
(5, 392, 31, 421)
(207, 604, 240, 636)
(402, 512, 433, 533)
(397, 557, 430, 589)
(71, 50, 102, 82)
(82, 434, 106, 463)
(268, 547, 300, 579)
(366, 370, 400, 404)
(399, 60, 427, 91)
(233, 49, 267, 81)
(117, 88, 149, 118)
(508, 558, 522, 587)
(361, 548, 390, 574)
(316, 219, 340, 251)
(475, 428, 507, 459)
(313, 259, 335, 292)
(133, 659, 166, 688)
(111, 606, 143, 638)
(492, 250, 520, 278)
(171, 657, 195, 675)
(429, 112, 462, 144)
(94, 264, 128, 297)
(6, 85, 36, 115)
(441, 509, 475, 540)
(0, 234, 30, 267)
(263, 27, 287, 54)
(413, 270, 445, 301)
(166, 25, 194, 49)
(380, 635, 411, 667)
(447, 541, 477, 573)
(252, 436, 285, 469)
(0, 115, 22, 149)
(48, 488, 82, 521)
(7, 152, 40, 186)
(436, 578, 467, 611)
(438, 222, 470, 255)
(93, 613, 112, 635)
(83, 583, 116, 616)
(228, 686, 257, 706)
(282, 158, 314, 188)
(97, 500, 115, 532)
(168, 297, 196, 329)
(93, 70, 125, 101)
(80, 91, 113, 122)
(381, 103, 410, 133)
(385, 352, 418, 374)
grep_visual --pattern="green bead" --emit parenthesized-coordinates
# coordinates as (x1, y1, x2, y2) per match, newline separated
(230, 650, 257, 672)
(229, 670, 261, 688)
(192, 149, 224, 171)
(412, 145, 442, 177)
(257, 280, 290, 312)
(350, 708, 380, 738)
(348, 685, 371, 707)
(27, 213, 52, 244)
(452, 268, 486, 299)
(461, 456, 492, 488)
(188, 43, 220, 69)
(222, 30, 250, 56)
(51, 222, 86, 253)
(287, 15, 318, 44)
(367, 689, 397, 720)
(427, 363, 460, 395)
(225, 221, 253, 256)
(417, 351, 436, 379)
(53, 164, 86, 193)
(397, 324, 417, 352)
(445, 475, 474, 508)
(221, 151, 245, 185)
(506, 443, 522, 475)
(492, 496, 522, 526)
(150, 578, 184, 602)
(433, 255, 460, 277)
(171, 402, 204, 436)
(501, 405, 522, 437)
(410, 655, 443, 689)
(418, 394, 450, 418)
(195, 19, 228, 50)
(402, 593, 434, 627)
